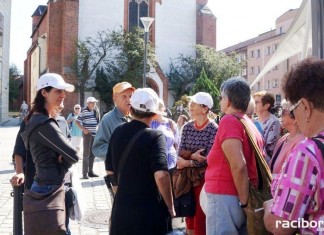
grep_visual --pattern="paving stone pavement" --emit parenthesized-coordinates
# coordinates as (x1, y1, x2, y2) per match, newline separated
(0, 118, 185, 235)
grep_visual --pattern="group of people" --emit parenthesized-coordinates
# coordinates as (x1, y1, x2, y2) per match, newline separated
(10, 57, 324, 235)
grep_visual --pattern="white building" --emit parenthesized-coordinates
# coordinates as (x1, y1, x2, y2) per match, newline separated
(0, 0, 11, 123)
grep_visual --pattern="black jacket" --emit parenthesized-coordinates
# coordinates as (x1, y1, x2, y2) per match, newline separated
(21, 113, 79, 185)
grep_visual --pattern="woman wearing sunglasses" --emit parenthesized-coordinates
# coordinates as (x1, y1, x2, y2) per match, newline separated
(268, 100, 305, 175)
(264, 58, 324, 234)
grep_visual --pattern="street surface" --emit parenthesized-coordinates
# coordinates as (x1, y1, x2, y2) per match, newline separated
(0, 118, 184, 234)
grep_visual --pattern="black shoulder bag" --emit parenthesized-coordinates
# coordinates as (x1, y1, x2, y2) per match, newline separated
(104, 128, 146, 199)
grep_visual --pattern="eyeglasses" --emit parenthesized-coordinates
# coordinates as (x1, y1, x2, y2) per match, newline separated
(280, 109, 294, 118)
(288, 99, 302, 118)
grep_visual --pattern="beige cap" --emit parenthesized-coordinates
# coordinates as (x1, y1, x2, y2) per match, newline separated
(113, 82, 135, 94)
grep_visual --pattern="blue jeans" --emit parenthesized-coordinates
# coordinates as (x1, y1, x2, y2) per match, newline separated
(31, 182, 71, 235)
(206, 193, 247, 235)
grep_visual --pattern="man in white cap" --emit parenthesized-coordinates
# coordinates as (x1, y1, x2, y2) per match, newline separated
(92, 82, 135, 159)
(106, 88, 174, 235)
(76, 97, 100, 179)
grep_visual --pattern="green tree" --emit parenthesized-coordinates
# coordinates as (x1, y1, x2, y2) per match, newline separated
(168, 44, 244, 102)
(9, 64, 21, 111)
(191, 68, 220, 112)
(94, 27, 156, 108)
(73, 30, 115, 105)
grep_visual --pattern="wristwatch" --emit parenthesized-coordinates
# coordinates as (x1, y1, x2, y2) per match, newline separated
(239, 201, 248, 208)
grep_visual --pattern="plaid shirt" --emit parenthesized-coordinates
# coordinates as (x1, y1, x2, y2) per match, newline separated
(270, 132, 324, 234)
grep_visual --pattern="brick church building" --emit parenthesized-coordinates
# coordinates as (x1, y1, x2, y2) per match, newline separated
(24, 0, 216, 114)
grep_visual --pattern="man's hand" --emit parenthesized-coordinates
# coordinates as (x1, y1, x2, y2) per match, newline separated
(83, 128, 89, 135)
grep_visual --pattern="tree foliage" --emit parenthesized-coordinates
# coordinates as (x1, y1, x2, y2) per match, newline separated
(168, 44, 244, 103)
(191, 68, 220, 112)
(93, 27, 156, 111)
(9, 64, 21, 110)
(73, 30, 115, 105)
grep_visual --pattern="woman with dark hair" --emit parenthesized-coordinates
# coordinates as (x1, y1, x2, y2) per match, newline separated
(21, 73, 79, 235)
(106, 88, 175, 235)
(205, 77, 264, 235)
(264, 58, 324, 234)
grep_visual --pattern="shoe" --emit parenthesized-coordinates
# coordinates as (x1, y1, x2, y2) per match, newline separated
(88, 172, 99, 177)
(82, 174, 89, 179)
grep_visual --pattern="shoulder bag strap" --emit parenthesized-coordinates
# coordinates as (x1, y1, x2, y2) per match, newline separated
(312, 135, 324, 160)
(233, 115, 272, 189)
(117, 128, 146, 183)
(270, 140, 285, 172)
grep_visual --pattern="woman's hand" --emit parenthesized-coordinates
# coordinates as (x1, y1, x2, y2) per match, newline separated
(168, 207, 176, 218)
(191, 149, 206, 163)
(177, 157, 190, 169)
(10, 173, 25, 186)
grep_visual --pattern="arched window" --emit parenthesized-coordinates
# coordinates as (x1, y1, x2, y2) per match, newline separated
(129, 0, 149, 31)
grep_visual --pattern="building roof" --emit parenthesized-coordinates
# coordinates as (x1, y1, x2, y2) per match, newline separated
(32, 5, 47, 17)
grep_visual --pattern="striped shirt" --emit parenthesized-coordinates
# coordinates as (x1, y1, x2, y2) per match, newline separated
(77, 107, 98, 136)
(270, 132, 324, 234)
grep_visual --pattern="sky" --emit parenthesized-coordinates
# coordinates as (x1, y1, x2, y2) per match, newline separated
(9, 0, 303, 72)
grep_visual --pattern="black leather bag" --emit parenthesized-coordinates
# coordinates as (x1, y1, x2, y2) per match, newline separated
(174, 189, 195, 217)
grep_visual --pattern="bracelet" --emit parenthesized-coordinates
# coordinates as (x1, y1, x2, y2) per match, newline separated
(190, 160, 194, 167)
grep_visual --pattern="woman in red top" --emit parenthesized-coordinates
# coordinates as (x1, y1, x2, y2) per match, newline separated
(205, 77, 264, 235)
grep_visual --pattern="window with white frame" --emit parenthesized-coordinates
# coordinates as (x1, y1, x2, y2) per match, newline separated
(257, 82, 261, 91)
(257, 49, 261, 58)
(265, 46, 271, 56)
(273, 79, 279, 88)
(250, 50, 254, 58)
(266, 80, 271, 90)
(250, 67, 254, 74)
(242, 68, 247, 76)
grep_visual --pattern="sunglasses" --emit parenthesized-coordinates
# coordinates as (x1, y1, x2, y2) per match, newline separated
(288, 100, 301, 119)
(75, 108, 80, 110)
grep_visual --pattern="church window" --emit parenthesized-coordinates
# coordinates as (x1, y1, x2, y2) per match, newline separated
(129, 0, 149, 31)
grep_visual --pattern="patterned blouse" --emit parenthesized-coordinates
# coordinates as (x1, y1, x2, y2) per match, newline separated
(260, 113, 281, 161)
(178, 120, 218, 167)
(270, 132, 324, 234)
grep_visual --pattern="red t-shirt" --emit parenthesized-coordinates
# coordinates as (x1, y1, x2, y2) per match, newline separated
(205, 114, 264, 196)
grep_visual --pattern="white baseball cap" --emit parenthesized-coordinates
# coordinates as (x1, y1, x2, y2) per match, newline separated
(86, 97, 98, 103)
(189, 92, 213, 109)
(37, 73, 75, 92)
(131, 88, 164, 115)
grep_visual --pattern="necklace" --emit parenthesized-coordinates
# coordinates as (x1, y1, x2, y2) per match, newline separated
(194, 119, 209, 130)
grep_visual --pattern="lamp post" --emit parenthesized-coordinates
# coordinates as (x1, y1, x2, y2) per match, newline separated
(140, 17, 154, 87)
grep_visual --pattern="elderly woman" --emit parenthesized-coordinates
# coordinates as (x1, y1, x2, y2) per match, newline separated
(176, 92, 218, 235)
(151, 99, 179, 171)
(205, 77, 264, 235)
(264, 58, 324, 234)
(269, 100, 305, 174)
